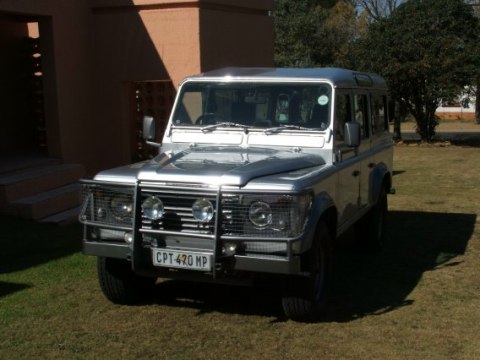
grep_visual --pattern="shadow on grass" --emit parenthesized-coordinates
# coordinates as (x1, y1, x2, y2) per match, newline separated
(399, 133, 480, 148)
(0, 281, 32, 297)
(0, 215, 82, 275)
(147, 210, 476, 322)
(152, 280, 286, 319)
(326, 210, 475, 322)
(443, 133, 480, 148)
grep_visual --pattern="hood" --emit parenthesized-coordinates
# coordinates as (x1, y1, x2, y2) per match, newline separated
(135, 146, 325, 186)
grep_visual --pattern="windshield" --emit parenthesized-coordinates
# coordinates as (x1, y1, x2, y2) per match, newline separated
(171, 82, 333, 130)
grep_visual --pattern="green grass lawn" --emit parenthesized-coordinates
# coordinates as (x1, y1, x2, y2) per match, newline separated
(1, 145, 480, 359)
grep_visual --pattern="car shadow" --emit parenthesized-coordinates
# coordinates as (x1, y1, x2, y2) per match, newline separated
(0, 216, 82, 275)
(149, 210, 476, 322)
(325, 210, 475, 322)
(0, 281, 31, 298)
(152, 279, 285, 319)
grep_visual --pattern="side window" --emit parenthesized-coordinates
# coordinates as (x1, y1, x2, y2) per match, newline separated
(371, 94, 388, 134)
(353, 94, 369, 139)
(174, 91, 202, 124)
(334, 93, 352, 145)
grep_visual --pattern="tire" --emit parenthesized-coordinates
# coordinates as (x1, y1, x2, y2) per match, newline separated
(281, 221, 333, 322)
(356, 187, 388, 251)
(97, 257, 156, 305)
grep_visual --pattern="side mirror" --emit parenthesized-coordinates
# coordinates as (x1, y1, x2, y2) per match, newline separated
(143, 116, 155, 141)
(345, 122, 361, 148)
(143, 116, 161, 147)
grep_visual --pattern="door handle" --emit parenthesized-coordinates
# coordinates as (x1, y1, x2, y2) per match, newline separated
(368, 162, 376, 168)
(352, 170, 361, 177)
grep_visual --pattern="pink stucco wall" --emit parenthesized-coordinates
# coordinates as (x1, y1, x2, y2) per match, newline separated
(0, 0, 274, 173)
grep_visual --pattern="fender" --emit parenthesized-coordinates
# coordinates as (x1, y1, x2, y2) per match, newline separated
(369, 162, 392, 205)
(300, 191, 336, 254)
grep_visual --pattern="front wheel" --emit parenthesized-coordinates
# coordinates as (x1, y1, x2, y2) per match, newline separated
(281, 221, 333, 322)
(97, 257, 156, 304)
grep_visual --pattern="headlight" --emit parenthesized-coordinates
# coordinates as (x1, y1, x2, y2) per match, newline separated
(192, 198, 214, 222)
(110, 195, 133, 219)
(222, 193, 312, 237)
(142, 196, 164, 220)
(248, 201, 272, 227)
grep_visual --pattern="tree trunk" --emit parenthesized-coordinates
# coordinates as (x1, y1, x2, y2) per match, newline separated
(393, 117, 401, 141)
(476, 82, 480, 125)
(389, 100, 402, 141)
(415, 111, 438, 142)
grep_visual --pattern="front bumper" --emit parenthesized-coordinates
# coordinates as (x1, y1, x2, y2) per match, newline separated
(82, 239, 301, 276)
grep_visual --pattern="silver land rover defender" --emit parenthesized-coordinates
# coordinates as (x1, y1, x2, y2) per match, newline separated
(79, 67, 394, 322)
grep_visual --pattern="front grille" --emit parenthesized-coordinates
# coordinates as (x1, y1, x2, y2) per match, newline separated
(140, 185, 308, 241)
(140, 187, 217, 235)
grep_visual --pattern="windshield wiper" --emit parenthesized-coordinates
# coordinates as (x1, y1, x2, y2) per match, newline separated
(263, 124, 310, 135)
(201, 122, 249, 133)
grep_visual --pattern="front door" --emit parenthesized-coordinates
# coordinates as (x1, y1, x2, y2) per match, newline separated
(334, 92, 361, 227)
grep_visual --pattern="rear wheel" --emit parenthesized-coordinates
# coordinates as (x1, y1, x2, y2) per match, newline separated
(97, 257, 156, 304)
(281, 221, 333, 322)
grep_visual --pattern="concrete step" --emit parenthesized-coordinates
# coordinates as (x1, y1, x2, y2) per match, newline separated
(41, 207, 80, 226)
(10, 183, 81, 220)
(0, 155, 61, 175)
(0, 163, 85, 204)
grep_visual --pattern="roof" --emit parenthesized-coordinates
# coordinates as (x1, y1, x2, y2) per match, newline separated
(182, 67, 388, 90)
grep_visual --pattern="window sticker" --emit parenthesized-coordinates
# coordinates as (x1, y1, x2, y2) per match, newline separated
(318, 95, 329, 106)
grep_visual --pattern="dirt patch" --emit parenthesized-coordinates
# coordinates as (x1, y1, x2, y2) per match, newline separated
(395, 140, 453, 147)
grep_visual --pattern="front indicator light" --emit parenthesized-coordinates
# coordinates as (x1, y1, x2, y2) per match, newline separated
(222, 242, 237, 256)
(97, 208, 106, 219)
(124, 232, 133, 244)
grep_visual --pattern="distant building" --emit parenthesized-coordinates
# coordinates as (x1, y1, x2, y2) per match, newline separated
(436, 92, 476, 121)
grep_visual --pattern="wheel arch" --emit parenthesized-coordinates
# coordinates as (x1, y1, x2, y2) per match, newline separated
(302, 192, 338, 254)
(370, 162, 392, 204)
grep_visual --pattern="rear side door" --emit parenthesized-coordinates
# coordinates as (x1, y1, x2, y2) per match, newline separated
(370, 93, 393, 200)
(353, 93, 372, 210)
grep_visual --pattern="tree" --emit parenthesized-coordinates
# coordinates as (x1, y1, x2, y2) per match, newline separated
(318, 1, 368, 68)
(351, 0, 405, 140)
(274, 0, 364, 67)
(356, 0, 480, 141)
(354, 0, 404, 21)
(466, 0, 480, 124)
(274, 0, 321, 67)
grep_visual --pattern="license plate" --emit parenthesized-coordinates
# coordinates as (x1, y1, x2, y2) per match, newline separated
(152, 249, 212, 271)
